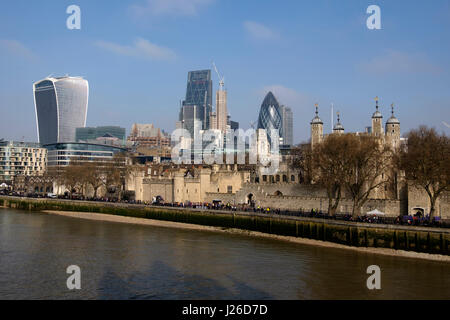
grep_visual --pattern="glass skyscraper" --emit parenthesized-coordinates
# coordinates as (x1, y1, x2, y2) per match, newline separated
(257, 92, 283, 145)
(180, 70, 212, 131)
(33, 76, 89, 145)
(280, 105, 293, 146)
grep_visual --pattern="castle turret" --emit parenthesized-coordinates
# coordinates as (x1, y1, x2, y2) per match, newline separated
(371, 96, 384, 137)
(385, 103, 401, 149)
(311, 103, 323, 149)
(333, 111, 345, 134)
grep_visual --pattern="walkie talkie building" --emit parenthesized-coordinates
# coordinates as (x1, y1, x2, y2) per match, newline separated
(33, 76, 89, 145)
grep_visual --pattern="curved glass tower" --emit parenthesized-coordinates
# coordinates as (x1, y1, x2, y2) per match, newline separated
(33, 76, 89, 145)
(257, 91, 283, 144)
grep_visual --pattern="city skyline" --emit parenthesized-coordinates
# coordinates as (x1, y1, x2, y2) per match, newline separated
(1, 0, 450, 144)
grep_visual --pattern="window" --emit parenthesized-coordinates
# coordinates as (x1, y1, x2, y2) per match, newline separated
(227, 186, 233, 194)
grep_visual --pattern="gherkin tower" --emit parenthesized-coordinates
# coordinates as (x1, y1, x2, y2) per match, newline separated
(257, 91, 283, 144)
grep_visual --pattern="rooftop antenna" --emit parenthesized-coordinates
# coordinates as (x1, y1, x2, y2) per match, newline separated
(331, 103, 334, 132)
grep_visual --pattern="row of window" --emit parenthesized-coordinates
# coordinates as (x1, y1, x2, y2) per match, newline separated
(260, 174, 299, 183)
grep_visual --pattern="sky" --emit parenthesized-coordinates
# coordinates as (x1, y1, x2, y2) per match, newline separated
(0, 0, 449, 144)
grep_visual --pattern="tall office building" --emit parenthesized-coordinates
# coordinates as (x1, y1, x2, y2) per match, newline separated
(257, 92, 283, 145)
(280, 105, 293, 146)
(215, 88, 228, 132)
(33, 76, 89, 145)
(180, 70, 213, 133)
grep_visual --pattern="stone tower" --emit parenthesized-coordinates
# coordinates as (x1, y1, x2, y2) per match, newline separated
(371, 97, 384, 137)
(385, 103, 401, 149)
(311, 104, 323, 149)
(333, 111, 345, 135)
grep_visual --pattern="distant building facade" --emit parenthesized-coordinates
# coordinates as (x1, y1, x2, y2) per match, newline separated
(280, 105, 293, 146)
(127, 124, 171, 148)
(178, 70, 213, 136)
(33, 76, 89, 145)
(0, 140, 47, 183)
(45, 142, 126, 167)
(76, 126, 126, 143)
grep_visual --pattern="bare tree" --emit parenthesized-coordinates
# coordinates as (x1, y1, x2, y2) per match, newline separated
(60, 163, 82, 197)
(83, 162, 107, 198)
(400, 126, 450, 219)
(309, 135, 358, 216)
(342, 135, 393, 217)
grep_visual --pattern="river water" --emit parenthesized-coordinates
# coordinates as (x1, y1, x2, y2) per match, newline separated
(0, 208, 449, 300)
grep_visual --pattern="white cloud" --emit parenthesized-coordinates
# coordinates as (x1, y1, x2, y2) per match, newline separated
(0, 40, 36, 61)
(244, 21, 279, 40)
(95, 38, 176, 61)
(130, 0, 213, 17)
(260, 85, 310, 107)
(359, 50, 442, 75)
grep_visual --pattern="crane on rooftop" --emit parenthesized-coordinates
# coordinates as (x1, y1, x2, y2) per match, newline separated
(212, 62, 225, 91)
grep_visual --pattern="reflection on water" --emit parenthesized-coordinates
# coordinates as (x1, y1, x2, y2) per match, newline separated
(0, 208, 449, 300)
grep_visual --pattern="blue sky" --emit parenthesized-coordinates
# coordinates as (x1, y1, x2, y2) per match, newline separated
(1, 0, 449, 143)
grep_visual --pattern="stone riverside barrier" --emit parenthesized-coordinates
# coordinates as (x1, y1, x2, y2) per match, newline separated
(1, 196, 449, 256)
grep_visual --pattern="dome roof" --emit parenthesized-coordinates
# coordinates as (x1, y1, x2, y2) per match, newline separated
(386, 103, 400, 124)
(372, 97, 383, 118)
(386, 115, 400, 125)
(372, 110, 383, 118)
(333, 112, 344, 131)
(334, 123, 344, 131)
(311, 116, 323, 125)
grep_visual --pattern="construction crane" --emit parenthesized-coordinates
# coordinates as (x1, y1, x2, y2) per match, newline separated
(212, 61, 225, 90)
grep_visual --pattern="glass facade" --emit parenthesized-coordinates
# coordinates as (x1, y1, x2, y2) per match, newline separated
(34, 76, 89, 145)
(76, 126, 126, 142)
(257, 92, 283, 145)
(44, 143, 126, 167)
(281, 105, 293, 146)
(181, 70, 212, 131)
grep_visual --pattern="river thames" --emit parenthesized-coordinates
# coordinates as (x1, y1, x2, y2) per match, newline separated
(0, 208, 449, 299)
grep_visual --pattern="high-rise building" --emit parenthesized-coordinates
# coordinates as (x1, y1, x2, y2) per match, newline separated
(215, 88, 228, 132)
(33, 76, 89, 145)
(257, 92, 283, 145)
(180, 70, 213, 133)
(280, 105, 293, 146)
